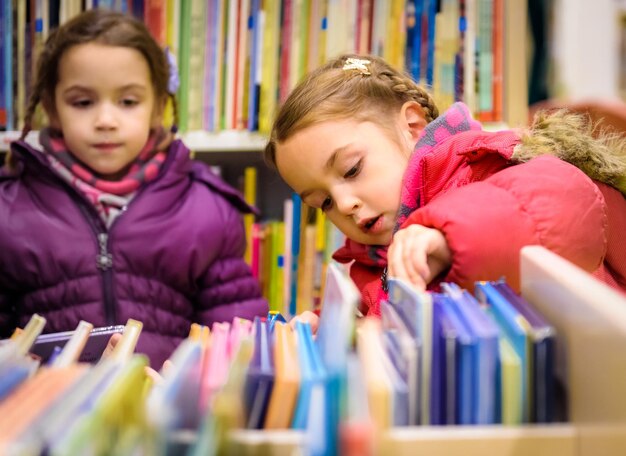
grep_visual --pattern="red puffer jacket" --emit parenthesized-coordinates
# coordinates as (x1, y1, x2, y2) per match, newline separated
(334, 107, 626, 316)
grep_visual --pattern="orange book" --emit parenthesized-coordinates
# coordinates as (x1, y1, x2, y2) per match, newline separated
(264, 322, 300, 428)
(491, 0, 503, 122)
(0, 365, 88, 450)
(144, 0, 167, 45)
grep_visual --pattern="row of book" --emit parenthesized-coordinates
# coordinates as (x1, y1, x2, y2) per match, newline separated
(0, 261, 560, 455)
(0, 0, 517, 134)
(239, 166, 347, 317)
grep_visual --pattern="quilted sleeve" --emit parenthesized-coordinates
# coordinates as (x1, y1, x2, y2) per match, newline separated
(194, 202, 268, 325)
(401, 156, 607, 292)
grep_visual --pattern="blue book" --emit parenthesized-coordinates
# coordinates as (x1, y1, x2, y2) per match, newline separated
(247, 0, 261, 131)
(429, 294, 445, 424)
(493, 281, 556, 423)
(292, 321, 327, 430)
(475, 281, 530, 423)
(381, 329, 411, 426)
(289, 193, 302, 317)
(243, 317, 274, 429)
(438, 298, 459, 425)
(387, 278, 433, 425)
(438, 293, 475, 424)
(442, 282, 499, 424)
(315, 262, 359, 456)
(424, 0, 437, 86)
(2, 0, 12, 130)
(381, 300, 421, 426)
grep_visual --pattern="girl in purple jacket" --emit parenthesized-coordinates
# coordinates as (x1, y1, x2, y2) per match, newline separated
(0, 9, 267, 368)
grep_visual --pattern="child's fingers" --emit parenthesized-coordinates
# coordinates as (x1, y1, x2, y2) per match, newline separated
(162, 359, 174, 376)
(144, 366, 164, 385)
(388, 228, 428, 290)
(288, 311, 320, 334)
(402, 239, 429, 290)
(100, 332, 123, 360)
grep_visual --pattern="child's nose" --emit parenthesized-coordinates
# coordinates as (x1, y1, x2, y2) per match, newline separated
(94, 104, 117, 129)
(335, 193, 361, 216)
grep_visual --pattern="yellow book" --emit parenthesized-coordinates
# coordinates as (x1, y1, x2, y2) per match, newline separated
(258, 0, 282, 134)
(243, 167, 257, 264)
(296, 224, 317, 314)
(264, 323, 300, 429)
(499, 337, 523, 425)
(187, 0, 208, 131)
(357, 318, 392, 432)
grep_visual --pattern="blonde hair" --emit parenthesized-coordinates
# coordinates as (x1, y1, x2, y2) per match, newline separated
(264, 53, 439, 169)
(515, 109, 626, 195)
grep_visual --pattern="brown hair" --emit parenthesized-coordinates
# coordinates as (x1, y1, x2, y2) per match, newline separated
(264, 53, 439, 169)
(20, 8, 177, 139)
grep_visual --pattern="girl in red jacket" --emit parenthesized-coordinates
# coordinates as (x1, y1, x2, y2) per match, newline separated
(265, 54, 626, 319)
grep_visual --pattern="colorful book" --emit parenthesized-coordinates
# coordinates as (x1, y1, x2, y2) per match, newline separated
(381, 299, 421, 426)
(243, 317, 274, 429)
(292, 320, 327, 430)
(387, 278, 433, 425)
(493, 281, 556, 423)
(475, 280, 530, 422)
(264, 322, 300, 429)
(442, 282, 499, 424)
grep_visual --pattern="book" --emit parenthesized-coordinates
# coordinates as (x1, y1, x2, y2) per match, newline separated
(292, 320, 327, 430)
(493, 281, 556, 423)
(381, 299, 421, 426)
(442, 283, 499, 424)
(387, 278, 433, 425)
(264, 322, 300, 429)
(437, 293, 474, 424)
(243, 317, 274, 429)
(475, 281, 530, 422)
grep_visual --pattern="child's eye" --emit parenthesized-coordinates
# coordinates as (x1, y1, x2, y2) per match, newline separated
(71, 99, 93, 108)
(121, 98, 139, 107)
(344, 159, 362, 178)
(321, 196, 333, 212)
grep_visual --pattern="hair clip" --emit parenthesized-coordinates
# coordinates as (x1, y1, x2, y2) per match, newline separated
(342, 57, 371, 75)
(164, 46, 180, 94)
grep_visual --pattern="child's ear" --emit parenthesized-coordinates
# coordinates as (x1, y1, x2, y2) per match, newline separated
(399, 101, 427, 146)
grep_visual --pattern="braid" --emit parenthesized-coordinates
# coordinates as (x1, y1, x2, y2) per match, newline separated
(265, 53, 442, 168)
(376, 70, 439, 123)
(20, 88, 42, 140)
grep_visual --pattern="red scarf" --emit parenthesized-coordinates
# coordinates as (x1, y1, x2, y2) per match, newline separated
(40, 127, 170, 225)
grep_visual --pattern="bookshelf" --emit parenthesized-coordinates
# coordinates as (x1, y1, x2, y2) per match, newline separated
(1, 1, 531, 221)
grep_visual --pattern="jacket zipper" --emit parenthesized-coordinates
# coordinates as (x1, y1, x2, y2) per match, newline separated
(74, 202, 118, 326)
(96, 232, 116, 326)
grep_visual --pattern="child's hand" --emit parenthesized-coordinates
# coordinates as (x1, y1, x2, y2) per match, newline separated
(101, 332, 174, 385)
(387, 224, 452, 291)
(288, 310, 320, 334)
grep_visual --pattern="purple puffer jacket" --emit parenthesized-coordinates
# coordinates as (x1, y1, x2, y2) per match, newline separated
(0, 139, 268, 367)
